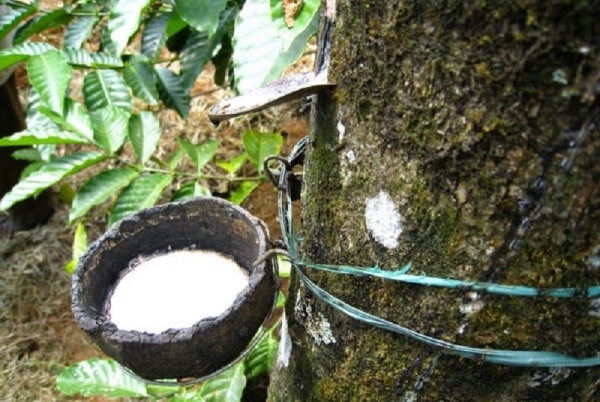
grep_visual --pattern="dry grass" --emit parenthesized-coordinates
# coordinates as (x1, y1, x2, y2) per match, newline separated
(1, 42, 312, 402)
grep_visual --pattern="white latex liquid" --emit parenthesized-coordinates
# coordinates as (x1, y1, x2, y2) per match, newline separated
(108, 250, 249, 333)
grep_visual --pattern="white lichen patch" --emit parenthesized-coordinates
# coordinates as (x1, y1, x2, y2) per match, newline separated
(108, 250, 249, 333)
(588, 297, 600, 317)
(529, 367, 572, 387)
(294, 291, 336, 345)
(458, 292, 485, 315)
(337, 119, 346, 142)
(364, 191, 403, 249)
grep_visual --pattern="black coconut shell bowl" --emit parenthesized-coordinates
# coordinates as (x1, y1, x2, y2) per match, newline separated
(71, 197, 278, 380)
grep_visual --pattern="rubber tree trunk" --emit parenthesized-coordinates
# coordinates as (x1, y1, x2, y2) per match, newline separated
(268, 1, 600, 400)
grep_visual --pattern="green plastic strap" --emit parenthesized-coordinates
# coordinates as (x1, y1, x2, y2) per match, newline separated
(294, 261, 600, 298)
(296, 266, 600, 367)
(272, 150, 600, 367)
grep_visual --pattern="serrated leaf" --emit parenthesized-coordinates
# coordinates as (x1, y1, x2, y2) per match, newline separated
(242, 130, 283, 175)
(128, 111, 161, 163)
(141, 12, 170, 60)
(90, 106, 130, 154)
(69, 168, 139, 223)
(269, 0, 319, 51)
(64, 15, 99, 49)
(155, 66, 189, 118)
(0, 151, 105, 211)
(174, 0, 227, 36)
(178, 138, 218, 173)
(216, 152, 247, 175)
(0, 6, 36, 43)
(65, 222, 88, 274)
(63, 48, 123, 68)
(170, 181, 211, 202)
(0, 129, 88, 146)
(108, 173, 172, 226)
(56, 358, 148, 398)
(15, 8, 72, 44)
(0, 41, 56, 71)
(229, 180, 258, 205)
(27, 51, 71, 114)
(244, 331, 278, 380)
(107, 0, 152, 56)
(83, 69, 132, 113)
(233, 0, 316, 93)
(123, 57, 159, 104)
(195, 363, 246, 402)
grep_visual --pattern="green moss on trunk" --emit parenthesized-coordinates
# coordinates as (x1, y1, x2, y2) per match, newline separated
(268, 1, 600, 400)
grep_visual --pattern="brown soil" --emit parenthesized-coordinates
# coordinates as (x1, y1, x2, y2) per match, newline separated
(0, 46, 311, 402)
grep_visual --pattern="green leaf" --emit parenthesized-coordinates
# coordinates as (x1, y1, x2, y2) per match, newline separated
(166, 147, 185, 170)
(128, 111, 161, 163)
(26, 88, 59, 130)
(264, 10, 318, 83)
(232, 0, 316, 93)
(63, 48, 124, 68)
(180, 29, 212, 93)
(244, 331, 278, 381)
(64, 16, 99, 49)
(141, 12, 170, 60)
(174, 0, 227, 36)
(15, 9, 72, 44)
(277, 254, 292, 278)
(242, 130, 283, 175)
(276, 290, 286, 307)
(178, 138, 218, 173)
(61, 99, 95, 140)
(11, 148, 43, 162)
(27, 51, 71, 114)
(0, 129, 88, 146)
(109, 173, 172, 226)
(216, 152, 247, 175)
(0, 6, 36, 43)
(56, 358, 148, 398)
(65, 222, 88, 274)
(83, 69, 133, 113)
(107, 0, 152, 55)
(170, 181, 211, 202)
(90, 106, 130, 154)
(123, 57, 159, 104)
(229, 181, 258, 205)
(180, 5, 238, 92)
(69, 168, 139, 223)
(0, 41, 56, 71)
(155, 66, 189, 118)
(0, 151, 105, 211)
(195, 363, 246, 402)
(269, 0, 319, 51)
(38, 99, 94, 141)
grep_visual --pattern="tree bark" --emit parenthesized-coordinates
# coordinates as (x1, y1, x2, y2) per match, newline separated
(268, 1, 600, 400)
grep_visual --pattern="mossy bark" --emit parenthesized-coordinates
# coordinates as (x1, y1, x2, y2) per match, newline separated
(268, 1, 600, 401)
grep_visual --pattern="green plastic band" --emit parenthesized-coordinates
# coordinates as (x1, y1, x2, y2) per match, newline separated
(270, 150, 600, 367)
